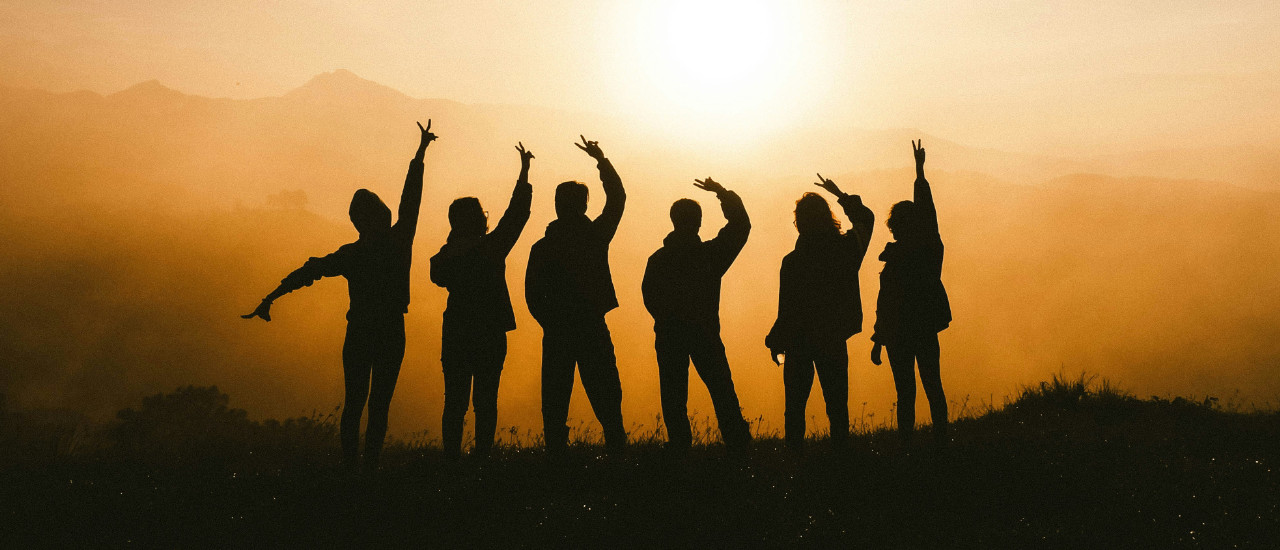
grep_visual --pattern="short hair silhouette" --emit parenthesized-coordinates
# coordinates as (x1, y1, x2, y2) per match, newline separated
(447, 196, 488, 236)
(555, 181, 589, 218)
(794, 192, 841, 235)
(349, 189, 391, 236)
(886, 200, 917, 237)
(669, 198, 702, 232)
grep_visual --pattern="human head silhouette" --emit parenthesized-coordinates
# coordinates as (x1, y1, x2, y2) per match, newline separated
(886, 200, 918, 240)
(669, 198, 702, 234)
(555, 181, 589, 219)
(349, 189, 391, 236)
(448, 197, 488, 237)
(794, 192, 840, 236)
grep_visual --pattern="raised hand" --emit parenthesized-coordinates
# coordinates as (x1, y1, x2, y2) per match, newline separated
(417, 120, 438, 152)
(515, 141, 535, 164)
(241, 299, 273, 322)
(813, 173, 847, 199)
(912, 139, 925, 167)
(693, 177, 727, 195)
(574, 135, 604, 160)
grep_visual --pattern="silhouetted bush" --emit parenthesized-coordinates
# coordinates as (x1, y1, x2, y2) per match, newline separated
(108, 386, 342, 468)
(257, 406, 341, 456)
(112, 385, 257, 464)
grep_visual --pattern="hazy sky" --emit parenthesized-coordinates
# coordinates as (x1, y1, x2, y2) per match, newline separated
(4, 0, 1280, 434)
(3, 1, 1278, 153)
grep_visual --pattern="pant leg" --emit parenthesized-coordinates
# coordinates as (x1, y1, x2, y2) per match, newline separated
(541, 329, 577, 453)
(576, 318, 626, 450)
(440, 363, 472, 459)
(471, 333, 507, 456)
(362, 315, 405, 469)
(655, 329, 692, 450)
(812, 339, 850, 447)
(341, 322, 374, 469)
(440, 323, 472, 458)
(782, 349, 816, 450)
(689, 332, 751, 448)
(914, 334, 947, 440)
(886, 341, 919, 440)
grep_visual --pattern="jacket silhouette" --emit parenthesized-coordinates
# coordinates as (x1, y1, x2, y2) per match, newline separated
(766, 178, 874, 450)
(243, 121, 435, 471)
(642, 179, 752, 452)
(872, 140, 952, 444)
(525, 137, 628, 454)
(430, 143, 534, 458)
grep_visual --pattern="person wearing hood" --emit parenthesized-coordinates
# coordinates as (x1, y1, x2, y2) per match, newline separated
(765, 174, 874, 451)
(870, 140, 952, 446)
(641, 177, 752, 454)
(525, 135, 627, 455)
(430, 142, 534, 459)
(242, 120, 436, 472)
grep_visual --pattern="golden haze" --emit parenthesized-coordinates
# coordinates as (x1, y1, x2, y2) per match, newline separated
(2, 1, 1279, 439)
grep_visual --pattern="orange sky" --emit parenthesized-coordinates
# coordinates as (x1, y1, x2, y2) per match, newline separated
(3, 1, 1280, 439)
(3, 1, 1278, 154)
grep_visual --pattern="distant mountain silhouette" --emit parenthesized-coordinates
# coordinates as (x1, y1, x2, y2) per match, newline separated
(283, 69, 419, 105)
(2, 71, 1277, 191)
(108, 80, 190, 103)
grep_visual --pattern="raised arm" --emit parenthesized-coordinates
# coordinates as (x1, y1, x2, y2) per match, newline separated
(486, 142, 535, 256)
(694, 177, 750, 274)
(576, 135, 625, 242)
(241, 250, 346, 321)
(912, 139, 938, 234)
(814, 173, 875, 262)
(395, 120, 437, 239)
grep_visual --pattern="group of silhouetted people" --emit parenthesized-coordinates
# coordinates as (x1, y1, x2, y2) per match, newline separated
(244, 121, 951, 471)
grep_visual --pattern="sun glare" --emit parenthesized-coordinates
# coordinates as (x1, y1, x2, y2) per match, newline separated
(659, 2, 780, 101)
(613, 0, 815, 138)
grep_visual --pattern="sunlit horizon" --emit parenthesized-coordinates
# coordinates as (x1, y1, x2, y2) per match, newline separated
(4, 1, 1277, 154)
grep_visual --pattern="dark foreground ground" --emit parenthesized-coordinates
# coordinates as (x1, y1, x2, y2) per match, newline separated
(3, 376, 1279, 548)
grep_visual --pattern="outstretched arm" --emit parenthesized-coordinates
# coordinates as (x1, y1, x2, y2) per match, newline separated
(487, 142, 535, 255)
(912, 139, 938, 234)
(694, 177, 750, 273)
(814, 173, 875, 262)
(577, 135, 625, 242)
(396, 120, 437, 239)
(241, 252, 345, 321)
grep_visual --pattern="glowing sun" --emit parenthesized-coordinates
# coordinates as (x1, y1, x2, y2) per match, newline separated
(629, 0, 801, 120)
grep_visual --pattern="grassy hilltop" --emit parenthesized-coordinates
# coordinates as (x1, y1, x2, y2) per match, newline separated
(2, 374, 1278, 548)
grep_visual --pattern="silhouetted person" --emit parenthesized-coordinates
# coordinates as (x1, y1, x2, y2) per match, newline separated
(430, 143, 534, 459)
(525, 136, 627, 454)
(870, 140, 952, 445)
(765, 174, 874, 451)
(641, 177, 752, 454)
(243, 120, 436, 472)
